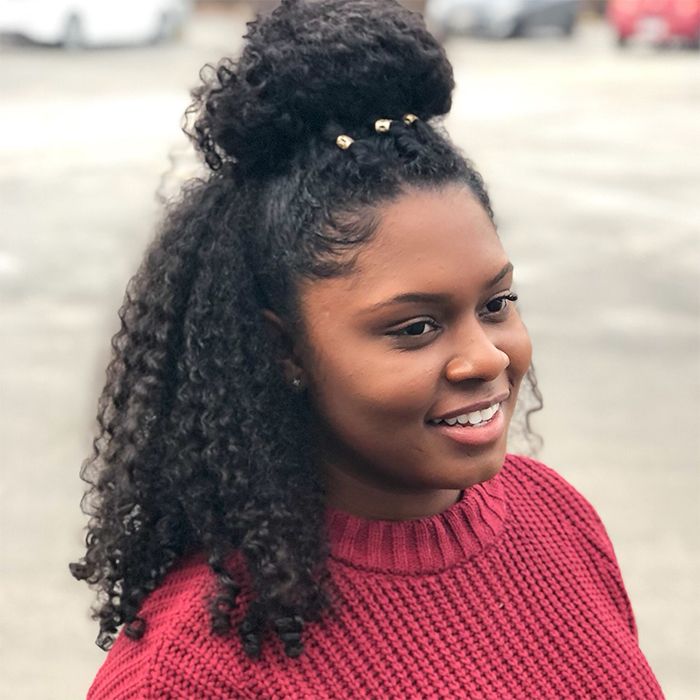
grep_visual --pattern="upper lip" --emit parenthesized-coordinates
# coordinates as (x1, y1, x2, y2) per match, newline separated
(428, 392, 510, 422)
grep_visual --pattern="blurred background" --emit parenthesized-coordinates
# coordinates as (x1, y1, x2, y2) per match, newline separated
(1, 0, 698, 697)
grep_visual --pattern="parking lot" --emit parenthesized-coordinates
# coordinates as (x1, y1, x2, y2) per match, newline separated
(1, 6, 698, 698)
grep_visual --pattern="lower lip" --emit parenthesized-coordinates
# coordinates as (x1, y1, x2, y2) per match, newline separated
(427, 409, 506, 447)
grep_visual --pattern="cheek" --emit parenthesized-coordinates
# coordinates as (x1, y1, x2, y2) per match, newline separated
(305, 337, 436, 429)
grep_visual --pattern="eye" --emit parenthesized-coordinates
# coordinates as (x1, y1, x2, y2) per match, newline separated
(387, 318, 440, 339)
(480, 292, 518, 318)
(395, 319, 439, 336)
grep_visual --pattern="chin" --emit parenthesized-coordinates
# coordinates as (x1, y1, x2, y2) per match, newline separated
(462, 446, 507, 488)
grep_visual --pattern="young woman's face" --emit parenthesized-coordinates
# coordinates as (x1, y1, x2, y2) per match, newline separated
(296, 184, 532, 519)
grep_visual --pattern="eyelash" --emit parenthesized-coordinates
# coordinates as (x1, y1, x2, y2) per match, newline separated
(480, 292, 518, 318)
(387, 292, 519, 340)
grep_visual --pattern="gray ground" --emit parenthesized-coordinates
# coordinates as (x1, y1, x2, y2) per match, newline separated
(1, 7, 698, 699)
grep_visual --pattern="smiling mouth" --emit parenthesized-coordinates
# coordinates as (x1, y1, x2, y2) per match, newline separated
(427, 401, 501, 428)
(426, 402, 506, 447)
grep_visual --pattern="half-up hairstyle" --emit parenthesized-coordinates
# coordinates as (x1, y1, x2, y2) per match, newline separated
(71, 0, 541, 660)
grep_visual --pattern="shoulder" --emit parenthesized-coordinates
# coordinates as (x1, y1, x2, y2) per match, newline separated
(87, 552, 253, 699)
(501, 453, 600, 517)
(501, 452, 584, 495)
(499, 454, 615, 561)
(499, 454, 639, 639)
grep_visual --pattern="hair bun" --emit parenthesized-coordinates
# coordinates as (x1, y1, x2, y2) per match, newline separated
(188, 0, 454, 174)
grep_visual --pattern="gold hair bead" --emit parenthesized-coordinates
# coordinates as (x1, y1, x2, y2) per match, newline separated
(335, 134, 354, 150)
(374, 119, 393, 134)
(402, 113, 418, 125)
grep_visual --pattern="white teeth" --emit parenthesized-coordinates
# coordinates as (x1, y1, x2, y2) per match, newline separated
(468, 411, 482, 425)
(481, 403, 500, 421)
(432, 402, 501, 427)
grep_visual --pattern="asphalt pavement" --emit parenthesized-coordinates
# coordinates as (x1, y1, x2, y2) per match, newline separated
(1, 8, 698, 699)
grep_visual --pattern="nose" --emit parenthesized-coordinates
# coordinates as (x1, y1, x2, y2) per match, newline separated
(444, 325, 510, 384)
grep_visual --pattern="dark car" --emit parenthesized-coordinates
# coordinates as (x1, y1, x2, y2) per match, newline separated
(426, 0, 580, 39)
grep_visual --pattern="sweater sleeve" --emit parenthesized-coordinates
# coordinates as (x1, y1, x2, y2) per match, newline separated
(86, 556, 253, 699)
(87, 632, 253, 699)
(576, 495, 639, 641)
(510, 455, 640, 640)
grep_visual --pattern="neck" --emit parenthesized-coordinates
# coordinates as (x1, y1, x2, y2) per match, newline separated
(322, 463, 462, 521)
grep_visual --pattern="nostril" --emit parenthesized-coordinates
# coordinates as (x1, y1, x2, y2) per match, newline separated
(445, 345, 510, 383)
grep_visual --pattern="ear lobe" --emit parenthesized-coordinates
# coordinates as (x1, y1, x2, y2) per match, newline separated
(260, 309, 304, 382)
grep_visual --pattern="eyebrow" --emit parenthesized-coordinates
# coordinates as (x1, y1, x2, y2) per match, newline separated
(365, 262, 514, 313)
(488, 261, 514, 287)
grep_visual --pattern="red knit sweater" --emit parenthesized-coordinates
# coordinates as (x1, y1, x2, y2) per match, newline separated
(87, 455, 664, 699)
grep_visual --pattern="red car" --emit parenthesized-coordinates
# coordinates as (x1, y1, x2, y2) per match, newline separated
(607, 0, 700, 47)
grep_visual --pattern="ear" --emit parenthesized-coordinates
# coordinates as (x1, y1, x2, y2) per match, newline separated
(260, 309, 305, 385)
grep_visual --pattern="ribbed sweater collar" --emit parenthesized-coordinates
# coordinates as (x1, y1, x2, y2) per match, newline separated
(325, 466, 508, 574)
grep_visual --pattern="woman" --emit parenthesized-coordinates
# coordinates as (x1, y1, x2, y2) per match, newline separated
(72, 0, 664, 697)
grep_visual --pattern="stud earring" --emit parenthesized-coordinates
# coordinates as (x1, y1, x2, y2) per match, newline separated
(291, 377, 302, 389)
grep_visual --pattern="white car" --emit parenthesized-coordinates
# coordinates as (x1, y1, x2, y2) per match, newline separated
(0, 0, 192, 48)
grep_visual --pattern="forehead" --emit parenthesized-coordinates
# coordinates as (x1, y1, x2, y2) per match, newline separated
(299, 185, 508, 315)
(349, 186, 504, 291)
(364, 184, 499, 266)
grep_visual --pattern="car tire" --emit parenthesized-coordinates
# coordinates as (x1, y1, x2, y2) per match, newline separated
(62, 15, 84, 50)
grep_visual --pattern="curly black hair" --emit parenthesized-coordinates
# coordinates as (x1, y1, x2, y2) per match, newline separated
(70, 0, 542, 660)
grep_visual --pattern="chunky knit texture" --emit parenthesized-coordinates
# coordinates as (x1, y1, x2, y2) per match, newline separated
(87, 455, 664, 699)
